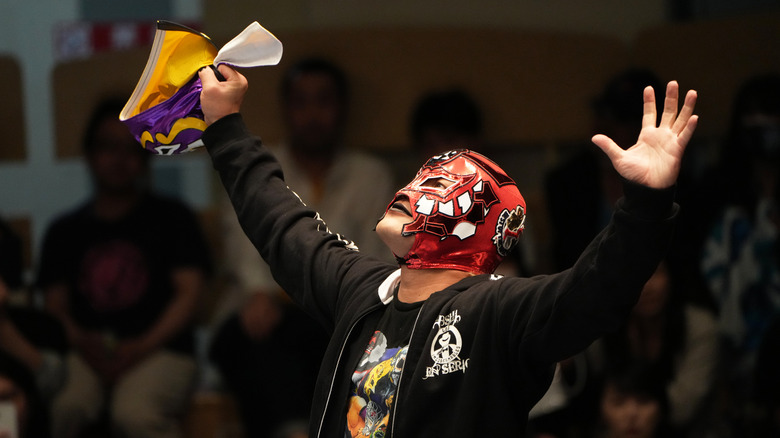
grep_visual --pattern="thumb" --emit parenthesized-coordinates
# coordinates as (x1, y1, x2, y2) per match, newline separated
(198, 65, 218, 87)
(591, 134, 622, 162)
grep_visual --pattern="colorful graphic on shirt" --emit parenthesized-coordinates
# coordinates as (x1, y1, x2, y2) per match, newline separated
(346, 331, 408, 438)
(78, 240, 149, 311)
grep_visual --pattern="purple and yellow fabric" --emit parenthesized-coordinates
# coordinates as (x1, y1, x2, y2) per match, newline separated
(120, 21, 282, 155)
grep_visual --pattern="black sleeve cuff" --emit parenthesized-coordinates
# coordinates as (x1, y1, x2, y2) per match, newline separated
(202, 113, 249, 148)
(620, 179, 676, 221)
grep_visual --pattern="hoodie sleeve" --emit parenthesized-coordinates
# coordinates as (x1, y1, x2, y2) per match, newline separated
(504, 179, 678, 364)
(202, 114, 391, 329)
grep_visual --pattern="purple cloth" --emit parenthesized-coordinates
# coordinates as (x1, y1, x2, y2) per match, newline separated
(122, 75, 207, 155)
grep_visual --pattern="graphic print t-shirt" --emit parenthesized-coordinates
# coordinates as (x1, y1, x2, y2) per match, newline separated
(346, 296, 422, 437)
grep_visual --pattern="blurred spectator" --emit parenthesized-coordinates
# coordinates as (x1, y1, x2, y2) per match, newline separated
(587, 262, 719, 437)
(544, 68, 663, 271)
(699, 72, 780, 436)
(0, 351, 53, 437)
(592, 361, 671, 438)
(410, 88, 484, 158)
(0, 219, 68, 401)
(0, 218, 68, 438)
(209, 57, 395, 438)
(36, 98, 212, 438)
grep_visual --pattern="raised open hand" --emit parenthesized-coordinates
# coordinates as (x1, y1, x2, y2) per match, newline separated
(591, 81, 698, 189)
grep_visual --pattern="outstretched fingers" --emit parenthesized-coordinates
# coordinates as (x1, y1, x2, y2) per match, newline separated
(659, 81, 680, 128)
(641, 86, 659, 129)
(672, 89, 698, 135)
(677, 114, 699, 149)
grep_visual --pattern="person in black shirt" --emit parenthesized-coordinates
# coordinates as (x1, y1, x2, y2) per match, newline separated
(36, 98, 211, 438)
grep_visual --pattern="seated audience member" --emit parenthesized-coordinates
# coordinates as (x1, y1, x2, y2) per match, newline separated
(0, 351, 53, 438)
(0, 217, 67, 438)
(36, 98, 212, 438)
(593, 361, 671, 438)
(588, 261, 719, 437)
(209, 57, 394, 438)
(0, 218, 68, 404)
(699, 73, 780, 434)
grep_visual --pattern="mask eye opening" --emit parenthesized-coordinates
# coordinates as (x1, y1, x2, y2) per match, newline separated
(419, 176, 456, 192)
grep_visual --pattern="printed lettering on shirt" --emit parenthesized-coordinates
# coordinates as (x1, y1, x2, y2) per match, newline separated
(424, 309, 470, 379)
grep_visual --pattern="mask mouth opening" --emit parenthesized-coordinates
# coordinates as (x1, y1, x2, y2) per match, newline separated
(387, 194, 413, 216)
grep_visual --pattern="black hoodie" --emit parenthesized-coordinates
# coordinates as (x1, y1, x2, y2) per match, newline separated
(203, 114, 677, 437)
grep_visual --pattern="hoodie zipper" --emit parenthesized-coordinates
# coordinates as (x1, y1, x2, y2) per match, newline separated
(387, 302, 425, 438)
(316, 305, 380, 438)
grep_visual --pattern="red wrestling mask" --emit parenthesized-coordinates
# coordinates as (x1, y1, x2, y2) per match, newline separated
(386, 149, 526, 274)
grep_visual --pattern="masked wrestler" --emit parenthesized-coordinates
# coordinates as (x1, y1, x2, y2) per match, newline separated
(198, 64, 697, 437)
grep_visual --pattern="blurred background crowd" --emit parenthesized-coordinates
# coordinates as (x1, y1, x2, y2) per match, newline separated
(0, 1, 779, 437)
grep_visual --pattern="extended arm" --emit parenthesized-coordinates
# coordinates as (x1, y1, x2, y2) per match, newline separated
(514, 82, 698, 363)
(198, 65, 392, 329)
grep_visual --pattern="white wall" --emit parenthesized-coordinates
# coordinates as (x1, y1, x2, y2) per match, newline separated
(0, 0, 83, 262)
(0, 0, 209, 272)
